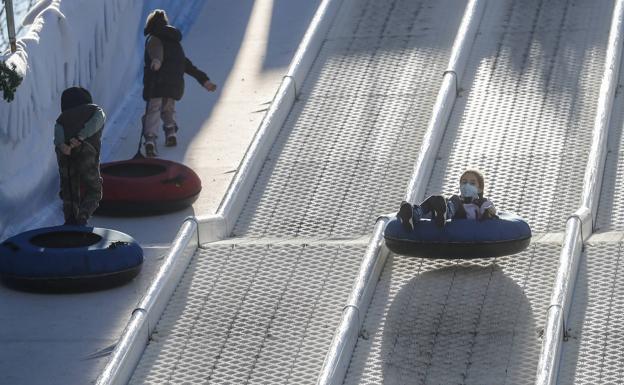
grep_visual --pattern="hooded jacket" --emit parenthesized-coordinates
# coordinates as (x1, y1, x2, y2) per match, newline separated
(54, 87, 105, 154)
(143, 25, 210, 101)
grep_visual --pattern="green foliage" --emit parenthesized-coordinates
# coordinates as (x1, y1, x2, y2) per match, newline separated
(0, 60, 22, 102)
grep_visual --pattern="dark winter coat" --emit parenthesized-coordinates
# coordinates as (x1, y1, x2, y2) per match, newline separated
(143, 25, 210, 101)
(447, 195, 496, 220)
(56, 104, 103, 154)
(56, 87, 103, 154)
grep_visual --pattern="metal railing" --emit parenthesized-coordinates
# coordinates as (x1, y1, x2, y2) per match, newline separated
(3, 0, 16, 52)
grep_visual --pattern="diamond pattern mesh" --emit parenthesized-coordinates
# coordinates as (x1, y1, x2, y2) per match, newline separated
(343, 0, 613, 382)
(558, 239, 624, 384)
(128, 0, 465, 383)
(233, 0, 463, 239)
(344, 241, 561, 385)
(125, 0, 615, 382)
(130, 243, 364, 385)
(426, 0, 610, 233)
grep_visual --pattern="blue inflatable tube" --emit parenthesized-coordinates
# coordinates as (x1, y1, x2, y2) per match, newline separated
(384, 211, 531, 259)
(0, 225, 143, 291)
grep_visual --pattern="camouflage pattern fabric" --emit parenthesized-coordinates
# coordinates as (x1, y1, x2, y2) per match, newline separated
(56, 141, 102, 223)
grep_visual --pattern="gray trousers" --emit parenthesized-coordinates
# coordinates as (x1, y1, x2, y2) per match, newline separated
(143, 97, 176, 138)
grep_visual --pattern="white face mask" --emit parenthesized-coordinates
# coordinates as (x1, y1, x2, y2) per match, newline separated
(460, 183, 479, 200)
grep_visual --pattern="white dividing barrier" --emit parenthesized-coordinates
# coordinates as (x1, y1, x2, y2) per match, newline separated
(96, 219, 199, 385)
(535, 1, 624, 384)
(316, 1, 488, 384)
(95, 0, 344, 384)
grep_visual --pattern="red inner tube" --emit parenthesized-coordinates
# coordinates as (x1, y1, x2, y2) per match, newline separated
(100, 158, 201, 203)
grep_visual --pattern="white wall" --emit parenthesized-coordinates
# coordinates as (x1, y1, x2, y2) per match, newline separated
(0, 0, 204, 239)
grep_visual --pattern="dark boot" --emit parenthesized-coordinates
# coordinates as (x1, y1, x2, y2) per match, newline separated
(64, 217, 78, 226)
(432, 196, 447, 228)
(422, 195, 446, 228)
(398, 201, 413, 231)
(75, 213, 89, 226)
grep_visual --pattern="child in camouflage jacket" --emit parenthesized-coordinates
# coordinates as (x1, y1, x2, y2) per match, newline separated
(54, 87, 106, 225)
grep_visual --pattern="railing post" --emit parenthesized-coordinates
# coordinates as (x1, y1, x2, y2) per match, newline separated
(4, 0, 17, 52)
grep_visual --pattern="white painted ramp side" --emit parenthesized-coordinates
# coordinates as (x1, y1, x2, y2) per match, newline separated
(557, 238, 624, 384)
(344, 0, 613, 383)
(127, 0, 465, 383)
(596, 44, 624, 232)
(556, 25, 624, 383)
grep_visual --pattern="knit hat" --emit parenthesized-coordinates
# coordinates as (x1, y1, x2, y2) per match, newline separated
(61, 86, 92, 112)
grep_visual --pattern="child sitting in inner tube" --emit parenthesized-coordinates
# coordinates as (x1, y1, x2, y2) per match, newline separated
(397, 169, 497, 231)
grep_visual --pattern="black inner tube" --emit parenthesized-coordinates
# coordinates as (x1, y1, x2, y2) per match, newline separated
(101, 163, 166, 177)
(30, 231, 102, 248)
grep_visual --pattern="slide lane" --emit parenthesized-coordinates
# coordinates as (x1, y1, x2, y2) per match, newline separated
(344, 0, 613, 384)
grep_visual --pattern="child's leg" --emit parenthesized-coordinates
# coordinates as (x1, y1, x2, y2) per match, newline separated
(76, 144, 102, 224)
(143, 98, 163, 139)
(161, 98, 177, 146)
(420, 195, 446, 227)
(142, 98, 162, 156)
(161, 98, 176, 129)
(446, 197, 457, 219)
(56, 152, 80, 224)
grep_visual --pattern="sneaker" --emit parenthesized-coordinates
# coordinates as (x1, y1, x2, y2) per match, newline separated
(398, 201, 413, 231)
(165, 134, 177, 147)
(145, 138, 157, 157)
(164, 125, 177, 147)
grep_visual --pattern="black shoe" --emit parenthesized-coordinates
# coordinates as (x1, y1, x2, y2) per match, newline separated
(430, 196, 447, 228)
(432, 210, 446, 228)
(398, 201, 413, 231)
(428, 195, 446, 213)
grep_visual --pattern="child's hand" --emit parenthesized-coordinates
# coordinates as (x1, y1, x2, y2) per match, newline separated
(481, 207, 498, 220)
(203, 81, 217, 92)
(59, 143, 72, 156)
(150, 59, 161, 71)
(69, 137, 82, 148)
